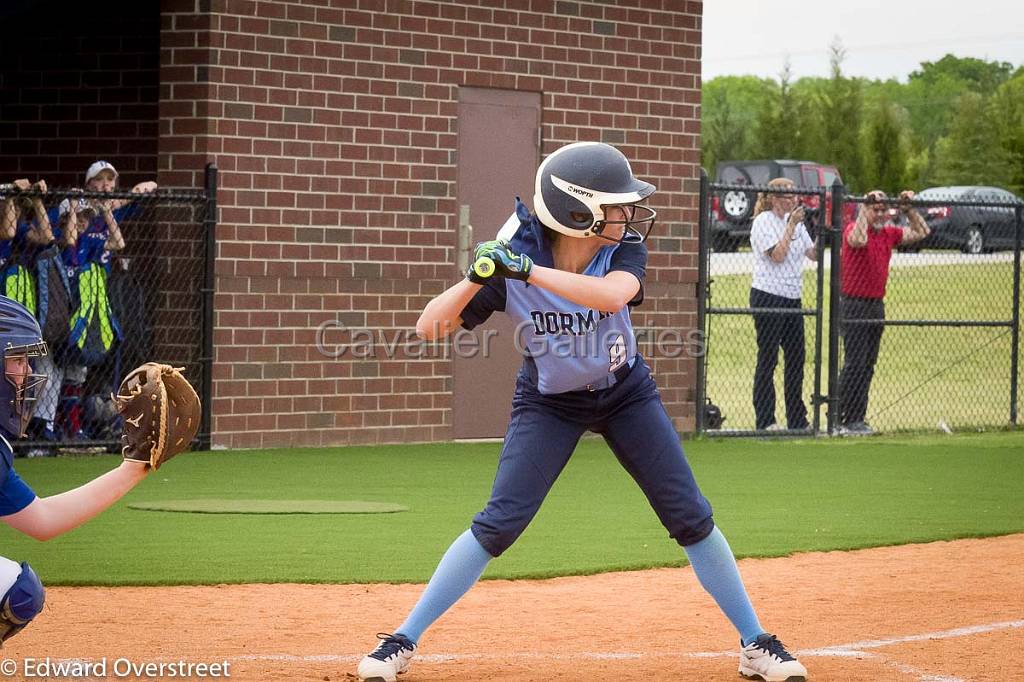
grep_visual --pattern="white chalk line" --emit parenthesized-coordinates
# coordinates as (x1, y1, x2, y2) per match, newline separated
(53, 619, 1023, 681)
(230, 614, 1024, 663)
(800, 618, 1024, 656)
(801, 619, 1024, 682)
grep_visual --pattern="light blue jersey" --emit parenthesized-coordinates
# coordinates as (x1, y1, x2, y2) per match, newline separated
(461, 199, 646, 394)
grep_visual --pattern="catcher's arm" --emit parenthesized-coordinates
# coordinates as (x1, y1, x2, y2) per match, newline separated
(2, 363, 201, 542)
(1, 462, 147, 542)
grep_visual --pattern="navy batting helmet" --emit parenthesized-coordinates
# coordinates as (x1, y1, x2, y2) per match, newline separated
(533, 142, 657, 243)
(0, 297, 48, 439)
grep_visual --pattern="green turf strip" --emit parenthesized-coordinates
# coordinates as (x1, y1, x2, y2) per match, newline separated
(3, 431, 1022, 586)
(128, 500, 408, 514)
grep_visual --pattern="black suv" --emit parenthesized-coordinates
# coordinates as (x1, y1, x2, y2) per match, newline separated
(711, 159, 843, 251)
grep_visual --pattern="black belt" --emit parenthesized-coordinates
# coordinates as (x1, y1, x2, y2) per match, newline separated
(577, 357, 635, 392)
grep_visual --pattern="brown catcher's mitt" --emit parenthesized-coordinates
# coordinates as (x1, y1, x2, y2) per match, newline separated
(112, 363, 201, 469)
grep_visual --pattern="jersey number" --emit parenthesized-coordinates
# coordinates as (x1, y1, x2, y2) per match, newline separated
(608, 333, 627, 372)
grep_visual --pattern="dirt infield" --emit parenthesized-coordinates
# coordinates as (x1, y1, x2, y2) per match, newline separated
(9, 535, 1022, 681)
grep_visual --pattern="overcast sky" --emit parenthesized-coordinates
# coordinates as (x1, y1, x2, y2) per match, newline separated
(702, 0, 1024, 82)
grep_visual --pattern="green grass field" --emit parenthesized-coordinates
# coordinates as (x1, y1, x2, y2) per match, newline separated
(706, 258, 1022, 431)
(5, 432, 1023, 586)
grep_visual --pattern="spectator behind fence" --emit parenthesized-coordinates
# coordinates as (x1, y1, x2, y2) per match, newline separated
(25, 196, 92, 451)
(2, 180, 58, 454)
(61, 161, 157, 440)
(838, 189, 930, 434)
(1, 180, 53, 316)
(749, 178, 817, 431)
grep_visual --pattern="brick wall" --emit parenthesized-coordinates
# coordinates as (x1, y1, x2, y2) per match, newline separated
(161, 0, 703, 449)
(0, 3, 159, 187)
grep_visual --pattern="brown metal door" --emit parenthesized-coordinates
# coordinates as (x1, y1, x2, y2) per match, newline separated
(452, 88, 541, 439)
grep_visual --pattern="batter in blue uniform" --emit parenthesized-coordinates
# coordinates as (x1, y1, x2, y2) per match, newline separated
(0, 296, 151, 642)
(357, 143, 808, 682)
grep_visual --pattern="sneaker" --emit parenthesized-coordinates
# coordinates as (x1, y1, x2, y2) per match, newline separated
(26, 428, 60, 458)
(840, 421, 874, 436)
(739, 633, 807, 682)
(357, 632, 417, 682)
(763, 423, 786, 432)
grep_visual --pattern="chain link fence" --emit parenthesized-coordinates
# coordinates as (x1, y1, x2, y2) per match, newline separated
(696, 171, 1023, 436)
(0, 170, 215, 456)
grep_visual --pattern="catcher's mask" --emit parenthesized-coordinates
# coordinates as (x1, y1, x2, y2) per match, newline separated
(0, 297, 48, 438)
(533, 141, 657, 244)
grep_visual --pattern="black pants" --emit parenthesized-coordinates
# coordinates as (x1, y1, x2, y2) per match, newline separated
(838, 296, 885, 425)
(751, 288, 808, 430)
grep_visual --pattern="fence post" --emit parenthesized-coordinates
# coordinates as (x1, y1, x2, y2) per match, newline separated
(812, 186, 827, 434)
(1011, 203, 1022, 424)
(695, 168, 709, 434)
(827, 180, 845, 435)
(199, 163, 218, 451)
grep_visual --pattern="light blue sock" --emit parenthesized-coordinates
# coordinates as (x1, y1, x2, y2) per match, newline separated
(683, 526, 764, 646)
(395, 529, 493, 644)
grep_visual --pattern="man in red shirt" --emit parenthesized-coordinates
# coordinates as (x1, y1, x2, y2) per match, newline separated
(839, 189, 930, 433)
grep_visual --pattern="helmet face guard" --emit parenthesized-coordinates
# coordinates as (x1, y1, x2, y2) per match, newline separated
(591, 203, 658, 244)
(2, 342, 48, 438)
(534, 142, 657, 243)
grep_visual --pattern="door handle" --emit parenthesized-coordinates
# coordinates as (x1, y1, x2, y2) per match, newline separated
(458, 204, 473, 274)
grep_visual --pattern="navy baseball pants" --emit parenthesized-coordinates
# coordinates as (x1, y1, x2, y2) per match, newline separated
(839, 296, 885, 425)
(471, 355, 715, 557)
(750, 287, 809, 430)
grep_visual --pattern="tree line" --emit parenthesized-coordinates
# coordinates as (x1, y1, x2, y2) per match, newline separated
(702, 45, 1024, 196)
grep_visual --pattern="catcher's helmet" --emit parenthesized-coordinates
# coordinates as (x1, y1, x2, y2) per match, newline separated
(533, 142, 657, 243)
(0, 296, 48, 438)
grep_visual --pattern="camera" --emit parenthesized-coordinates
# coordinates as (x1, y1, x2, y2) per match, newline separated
(799, 206, 820, 239)
(800, 206, 819, 225)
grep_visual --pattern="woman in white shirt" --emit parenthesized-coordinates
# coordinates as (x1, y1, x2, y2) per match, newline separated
(748, 177, 818, 431)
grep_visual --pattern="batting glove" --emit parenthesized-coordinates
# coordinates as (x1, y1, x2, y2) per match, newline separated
(472, 239, 508, 261)
(466, 239, 505, 284)
(477, 242, 533, 282)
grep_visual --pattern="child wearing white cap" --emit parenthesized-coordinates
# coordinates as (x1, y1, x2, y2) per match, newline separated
(83, 160, 158, 216)
(85, 161, 157, 200)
